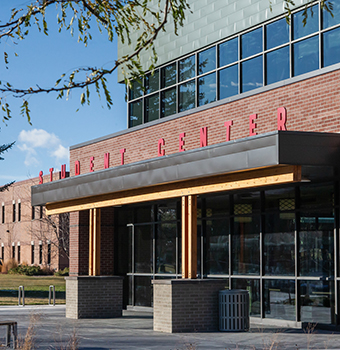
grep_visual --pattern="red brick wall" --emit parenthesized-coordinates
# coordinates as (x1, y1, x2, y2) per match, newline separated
(69, 70, 340, 176)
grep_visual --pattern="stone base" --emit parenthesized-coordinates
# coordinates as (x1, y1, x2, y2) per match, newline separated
(65, 276, 123, 319)
(152, 279, 228, 333)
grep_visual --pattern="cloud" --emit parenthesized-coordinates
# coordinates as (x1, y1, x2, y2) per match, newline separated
(18, 129, 69, 167)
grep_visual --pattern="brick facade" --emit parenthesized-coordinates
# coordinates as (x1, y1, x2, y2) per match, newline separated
(69, 70, 340, 177)
(153, 279, 228, 333)
(65, 276, 123, 319)
(0, 175, 68, 271)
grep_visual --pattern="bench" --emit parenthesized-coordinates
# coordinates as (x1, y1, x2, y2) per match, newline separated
(0, 321, 17, 349)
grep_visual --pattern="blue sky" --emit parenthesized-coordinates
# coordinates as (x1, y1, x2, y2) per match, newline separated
(0, 1, 127, 183)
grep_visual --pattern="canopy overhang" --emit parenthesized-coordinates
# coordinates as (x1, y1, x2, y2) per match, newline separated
(32, 131, 340, 215)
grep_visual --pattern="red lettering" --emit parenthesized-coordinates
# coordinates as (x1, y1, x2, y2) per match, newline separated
(90, 157, 94, 172)
(75, 161, 80, 176)
(277, 107, 287, 131)
(249, 114, 257, 136)
(120, 148, 126, 165)
(179, 133, 186, 152)
(224, 120, 233, 142)
(60, 164, 66, 179)
(39, 171, 43, 185)
(158, 138, 165, 157)
(49, 168, 54, 182)
(104, 153, 110, 169)
(200, 127, 208, 147)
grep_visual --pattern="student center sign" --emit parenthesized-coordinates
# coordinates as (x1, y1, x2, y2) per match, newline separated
(32, 0, 340, 331)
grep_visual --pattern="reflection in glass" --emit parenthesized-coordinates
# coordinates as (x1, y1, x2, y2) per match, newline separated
(264, 213, 295, 275)
(205, 194, 230, 217)
(134, 224, 153, 273)
(266, 46, 290, 85)
(134, 276, 153, 307)
(156, 223, 176, 273)
(161, 88, 176, 117)
(266, 18, 289, 50)
(198, 72, 216, 106)
(232, 215, 260, 275)
(232, 279, 260, 316)
(322, 0, 340, 28)
(234, 191, 261, 212)
(293, 36, 319, 76)
(299, 212, 334, 277)
(265, 187, 295, 211)
(198, 47, 216, 75)
(161, 63, 177, 88)
(179, 55, 195, 82)
(219, 64, 238, 99)
(116, 226, 132, 274)
(145, 93, 159, 123)
(129, 99, 143, 127)
(300, 280, 334, 324)
(129, 79, 143, 100)
(206, 218, 229, 275)
(158, 202, 177, 222)
(219, 37, 238, 67)
(145, 70, 159, 94)
(241, 56, 263, 93)
(241, 27, 262, 59)
(293, 5, 319, 40)
(179, 80, 196, 112)
(323, 28, 340, 67)
(135, 205, 153, 223)
(264, 280, 295, 320)
(300, 183, 334, 209)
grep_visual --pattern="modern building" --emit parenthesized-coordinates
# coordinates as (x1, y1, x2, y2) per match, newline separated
(32, 0, 340, 329)
(0, 175, 69, 271)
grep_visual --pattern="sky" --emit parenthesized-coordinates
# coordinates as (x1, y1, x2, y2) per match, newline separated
(0, 1, 127, 183)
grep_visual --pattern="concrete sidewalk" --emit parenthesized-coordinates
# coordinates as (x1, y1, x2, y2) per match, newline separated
(1, 305, 340, 349)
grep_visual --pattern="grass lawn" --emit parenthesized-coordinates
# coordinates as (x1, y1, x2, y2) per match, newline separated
(0, 274, 66, 305)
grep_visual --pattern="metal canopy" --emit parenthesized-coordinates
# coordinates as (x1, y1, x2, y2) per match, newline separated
(31, 131, 340, 207)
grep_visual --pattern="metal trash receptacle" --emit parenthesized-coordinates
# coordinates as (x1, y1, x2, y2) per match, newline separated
(219, 289, 249, 331)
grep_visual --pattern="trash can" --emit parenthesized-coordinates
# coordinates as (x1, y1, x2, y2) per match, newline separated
(219, 289, 249, 331)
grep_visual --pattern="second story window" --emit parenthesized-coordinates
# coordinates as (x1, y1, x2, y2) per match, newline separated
(2, 204, 4, 224)
(12, 201, 16, 222)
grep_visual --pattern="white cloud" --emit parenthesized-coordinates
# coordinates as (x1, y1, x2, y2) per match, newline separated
(18, 129, 69, 167)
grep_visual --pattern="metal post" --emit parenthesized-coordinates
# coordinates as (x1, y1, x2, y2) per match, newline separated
(49, 285, 55, 306)
(18, 286, 25, 306)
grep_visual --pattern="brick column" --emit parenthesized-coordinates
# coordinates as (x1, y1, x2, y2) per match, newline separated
(69, 210, 89, 276)
(153, 279, 228, 333)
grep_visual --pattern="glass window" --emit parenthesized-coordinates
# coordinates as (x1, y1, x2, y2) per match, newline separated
(232, 279, 261, 316)
(134, 276, 153, 307)
(264, 280, 295, 320)
(161, 63, 177, 88)
(293, 5, 319, 40)
(219, 37, 238, 67)
(205, 194, 230, 217)
(266, 46, 290, 85)
(129, 79, 143, 100)
(179, 80, 196, 112)
(323, 27, 340, 67)
(266, 18, 289, 50)
(134, 224, 153, 273)
(156, 223, 176, 274)
(135, 205, 153, 223)
(293, 36, 319, 76)
(241, 27, 263, 59)
(232, 215, 260, 275)
(219, 64, 238, 99)
(129, 99, 143, 127)
(198, 72, 216, 106)
(157, 202, 177, 222)
(300, 183, 334, 209)
(299, 212, 334, 277)
(179, 55, 195, 82)
(264, 213, 295, 276)
(145, 93, 159, 123)
(241, 56, 263, 93)
(265, 187, 296, 211)
(234, 191, 261, 213)
(198, 47, 216, 75)
(145, 70, 159, 94)
(300, 280, 334, 324)
(161, 88, 176, 118)
(322, 0, 340, 28)
(205, 218, 229, 275)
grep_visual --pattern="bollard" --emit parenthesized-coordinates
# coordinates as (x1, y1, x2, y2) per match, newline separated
(18, 286, 25, 307)
(49, 285, 55, 306)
